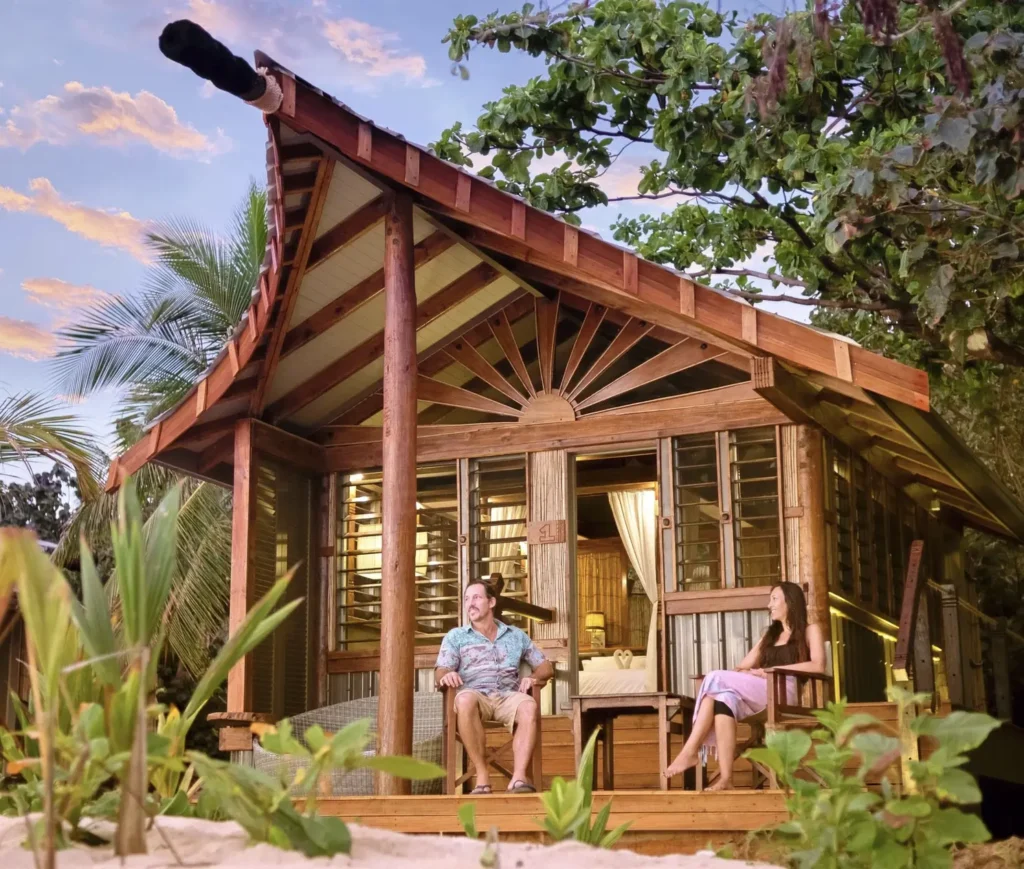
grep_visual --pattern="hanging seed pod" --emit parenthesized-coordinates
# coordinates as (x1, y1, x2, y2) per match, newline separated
(857, 0, 899, 41)
(933, 11, 971, 96)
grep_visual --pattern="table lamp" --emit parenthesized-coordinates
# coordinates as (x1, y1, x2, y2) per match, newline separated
(585, 611, 606, 648)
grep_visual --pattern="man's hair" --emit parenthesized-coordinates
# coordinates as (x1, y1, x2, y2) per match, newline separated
(464, 573, 504, 618)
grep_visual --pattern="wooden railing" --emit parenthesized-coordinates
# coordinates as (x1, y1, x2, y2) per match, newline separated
(893, 538, 1019, 720)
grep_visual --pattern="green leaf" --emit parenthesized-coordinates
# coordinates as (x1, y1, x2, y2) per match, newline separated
(916, 711, 1000, 756)
(458, 801, 479, 839)
(599, 821, 631, 849)
(924, 264, 956, 324)
(873, 840, 911, 869)
(935, 768, 982, 804)
(927, 807, 990, 845)
(359, 755, 446, 780)
(934, 117, 975, 154)
(885, 796, 932, 818)
(764, 729, 812, 778)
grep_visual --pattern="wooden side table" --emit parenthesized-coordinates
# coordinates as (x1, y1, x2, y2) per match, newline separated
(570, 692, 693, 791)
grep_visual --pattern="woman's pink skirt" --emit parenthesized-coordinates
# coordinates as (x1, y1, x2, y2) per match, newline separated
(693, 670, 796, 760)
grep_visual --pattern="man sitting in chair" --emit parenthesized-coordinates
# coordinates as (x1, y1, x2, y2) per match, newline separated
(435, 574, 553, 795)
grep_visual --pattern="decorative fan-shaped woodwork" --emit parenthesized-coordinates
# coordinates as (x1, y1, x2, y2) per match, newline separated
(414, 293, 742, 426)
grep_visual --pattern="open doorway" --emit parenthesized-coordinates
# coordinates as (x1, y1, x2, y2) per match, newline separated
(574, 448, 660, 696)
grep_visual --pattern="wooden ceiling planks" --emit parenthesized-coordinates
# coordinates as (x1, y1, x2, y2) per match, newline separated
(274, 73, 928, 411)
(307, 194, 386, 270)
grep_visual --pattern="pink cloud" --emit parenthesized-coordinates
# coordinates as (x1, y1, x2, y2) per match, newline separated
(0, 81, 228, 158)
(21, 277, 111, 312)
(322, 19, 429, 82)
(0, 317, 56, 360)
(0, 178, 150, 261)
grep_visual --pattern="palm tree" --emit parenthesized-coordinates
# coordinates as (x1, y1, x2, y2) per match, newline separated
(52, 182, 267, 676)
(0, 391, 101, 500)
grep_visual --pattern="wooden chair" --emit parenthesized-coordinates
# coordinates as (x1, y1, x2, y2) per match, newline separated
(693, 665, 833, 790)
(441, 684, 543, 794)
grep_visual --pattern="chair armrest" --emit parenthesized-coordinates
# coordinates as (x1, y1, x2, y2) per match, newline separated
(766, 667, 830, 681)
(207, 711, 274, 728)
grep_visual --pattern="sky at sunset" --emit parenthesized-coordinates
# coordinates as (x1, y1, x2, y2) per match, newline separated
(1, 0, 791, 477)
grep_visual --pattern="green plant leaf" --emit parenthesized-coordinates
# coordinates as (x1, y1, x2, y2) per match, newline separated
(764, 729, 812, 777)
(916, 711, 1000, 756)
(926, 807, 990, 846)
(599, 821, 631, 849)
(885, 796, 932, 818)
(458, 802, 479, 839)
(935, 768, 982, 804)
(360, 755, 446, 780)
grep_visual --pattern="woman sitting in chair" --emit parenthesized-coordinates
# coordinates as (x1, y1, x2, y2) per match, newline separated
(664, 582, 827, 790)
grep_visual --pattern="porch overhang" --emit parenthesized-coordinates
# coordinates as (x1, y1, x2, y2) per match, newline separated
(103, 51, 1024, 542)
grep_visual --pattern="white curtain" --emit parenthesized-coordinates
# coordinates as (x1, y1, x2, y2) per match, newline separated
(608, 489, 659, 692)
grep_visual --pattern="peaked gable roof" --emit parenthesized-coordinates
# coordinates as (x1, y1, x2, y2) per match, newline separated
(103, 50, 1024, 541)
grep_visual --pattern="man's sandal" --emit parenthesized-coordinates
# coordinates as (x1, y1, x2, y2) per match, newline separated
(508, 780, 536, 793)
(469, 784, 493, 795)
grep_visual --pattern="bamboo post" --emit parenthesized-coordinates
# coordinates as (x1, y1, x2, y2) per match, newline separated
(377, 192, 417, 794)
(795, 426, 829, 633)
(227, 420, 257, 714)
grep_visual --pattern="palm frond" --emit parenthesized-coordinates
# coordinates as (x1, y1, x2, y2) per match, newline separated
(0, 392, 103, 499)
(52, 293, 209, 401)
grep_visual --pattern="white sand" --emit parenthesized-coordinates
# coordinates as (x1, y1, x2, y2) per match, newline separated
(0, 815, 779, 868)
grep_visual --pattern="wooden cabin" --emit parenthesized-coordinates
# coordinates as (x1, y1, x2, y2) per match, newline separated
(104, 50, 1024, 851)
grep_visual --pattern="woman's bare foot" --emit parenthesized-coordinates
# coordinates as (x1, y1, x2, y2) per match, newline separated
(664, 746, 698, 778)
(707, 778, 732, 791)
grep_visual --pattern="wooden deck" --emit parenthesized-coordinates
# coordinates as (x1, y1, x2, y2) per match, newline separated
(317, 791, 789, 855)
(309, 701, 907, 856)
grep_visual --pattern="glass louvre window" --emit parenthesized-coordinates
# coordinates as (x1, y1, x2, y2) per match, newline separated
(335, 465, 461, 650)
(831, 444, 855, 595)
(469, 456, 529, 629)
(871, 479, 890, 615)
(729, 427, 782, 588)
(413, 463, 460, 644)
(853, 459, 875, 604)
(672, 433, 722, 591)
(336, 470, 384, 650)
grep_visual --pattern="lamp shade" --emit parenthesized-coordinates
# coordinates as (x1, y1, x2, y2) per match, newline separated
(585, 612, 606, 630)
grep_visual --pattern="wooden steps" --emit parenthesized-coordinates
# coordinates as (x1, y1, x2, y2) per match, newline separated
(317, 790, 789, 856)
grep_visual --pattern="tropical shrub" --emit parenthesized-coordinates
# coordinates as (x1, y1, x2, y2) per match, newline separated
(744, 687, 1000, 869)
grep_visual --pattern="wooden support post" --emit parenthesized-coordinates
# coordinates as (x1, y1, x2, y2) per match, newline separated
(795, 426, 829, 637)
(528, 450, 576, 706)
(376, 192, 417, 794)
(991, 618, 1012, 721)
(227, 420, 257, 714)
(939, 585, 964, 709)
(318, 473, 339, 707)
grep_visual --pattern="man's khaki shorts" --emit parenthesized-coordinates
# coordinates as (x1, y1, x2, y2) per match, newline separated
(457, 689, 536, 732)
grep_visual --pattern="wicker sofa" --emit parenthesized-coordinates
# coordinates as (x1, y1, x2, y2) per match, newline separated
(251, 692, 444, 796)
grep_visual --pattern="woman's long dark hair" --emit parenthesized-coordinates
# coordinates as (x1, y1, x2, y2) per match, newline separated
(759, 582, 810, 662)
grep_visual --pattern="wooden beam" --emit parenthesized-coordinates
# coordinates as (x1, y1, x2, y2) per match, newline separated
(575, 339, 725, 411)
(271, 85, 928, 410)
(444, 337, 529, 408)
(324, 392, 788, 468)
(377, 192, 417, 794)
(892, 540, 926, 683)
(227, 420, 257, 712)
(269, 261, 502, 422)
(939, 586, 964, 708)
(490, 308, 537, 398)
(796, 425, 829, 631)
(283, 231, 454, 357)
(323, 295, 534, 428)
(251, 159, 334, 416)
(417, 375, 523, 419)
(535, 296, 559, 393)
(567, 318, 654, 402)
(559, 303, 606, 396)
(199, 433, 234, 474)
(282, 170, 318, 194)
(307, 195, 387, 270)
(251, 420, 326, 474)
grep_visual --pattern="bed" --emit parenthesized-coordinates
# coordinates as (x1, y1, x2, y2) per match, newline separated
(577, 652, 649, 695)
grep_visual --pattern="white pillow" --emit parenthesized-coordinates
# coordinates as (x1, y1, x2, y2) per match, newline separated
(581, 656, 619, 672)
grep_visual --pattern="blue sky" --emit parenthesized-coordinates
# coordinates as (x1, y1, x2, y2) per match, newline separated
(1, 0, 793, 479)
